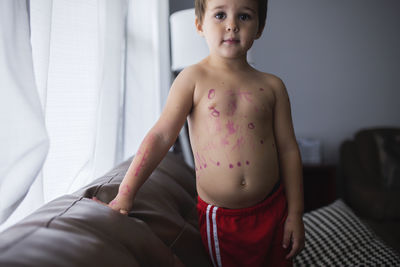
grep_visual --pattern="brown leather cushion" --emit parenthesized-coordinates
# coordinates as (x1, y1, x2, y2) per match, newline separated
(0, 153, 212, 267)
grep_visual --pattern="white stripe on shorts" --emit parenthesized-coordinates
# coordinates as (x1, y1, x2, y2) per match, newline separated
(206, 205, 217, 267)
(212, 206, 222, 267)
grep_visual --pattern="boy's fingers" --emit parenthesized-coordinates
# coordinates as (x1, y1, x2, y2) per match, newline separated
(286, 241, 299, 259)
(120, 209, 128, 215)
(282, 230, 291, 249)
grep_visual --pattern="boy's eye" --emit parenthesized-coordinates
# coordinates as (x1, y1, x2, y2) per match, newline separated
(215, 12, 226, 20)
(239, 14, 251, 21)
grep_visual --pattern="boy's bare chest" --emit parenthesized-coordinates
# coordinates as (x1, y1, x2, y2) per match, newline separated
(194, 81, 275, 122)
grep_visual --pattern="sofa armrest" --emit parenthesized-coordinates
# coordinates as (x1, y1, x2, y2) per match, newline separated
(340, 139, 400, 220)
(0, 152, 212, 267)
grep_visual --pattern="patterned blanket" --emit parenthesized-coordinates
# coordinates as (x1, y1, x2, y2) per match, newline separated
(294, 199, 400, 266)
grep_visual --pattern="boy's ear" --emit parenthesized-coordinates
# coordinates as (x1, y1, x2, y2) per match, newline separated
(255, 24, 265, 39)
(195, 17, 204, 36)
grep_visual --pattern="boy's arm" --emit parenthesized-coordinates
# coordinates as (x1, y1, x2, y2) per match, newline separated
(100, 67, 196, 214)
(271, 76, 305, 259)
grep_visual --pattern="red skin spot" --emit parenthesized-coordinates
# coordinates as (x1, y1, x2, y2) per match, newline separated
(209, 158, 221, 167)
(208, 89, 216, 99)
(259, 88, 265, 91)
(227, 101, 237, 116)
(237, 162, 241, 167)
(120, 185, 131, 196)
(135, 149, 149, 176)
(226, 120, 238, 135)
(220, 137, 230, 146)
(110, 200, 117, 207)
(248, 123, 255, 129)
(195, 152, 208, 171)
(237, 90, 253, 103)
(231, 136, 245, 151)
(134, 134, 156, 176)
(215, 117, 222, 132)
(229, 164, 234, 169)
(228, 89, 253, 103)
(246, 161, 250, 165)
(209, 106, 220, 117)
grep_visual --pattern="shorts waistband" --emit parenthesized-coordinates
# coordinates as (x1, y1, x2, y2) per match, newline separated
(197, 180, 284, 216)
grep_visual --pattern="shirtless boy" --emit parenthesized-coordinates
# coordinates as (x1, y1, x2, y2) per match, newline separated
(95, 0, 304, 266)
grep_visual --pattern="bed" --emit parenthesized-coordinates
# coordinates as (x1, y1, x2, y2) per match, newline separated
(295, 199, 400, 266)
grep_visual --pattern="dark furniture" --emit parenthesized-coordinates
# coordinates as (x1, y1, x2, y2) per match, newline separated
(0, 153, 212, 267)
(303, 164, 337, 212)
(339, 127, 400, 253)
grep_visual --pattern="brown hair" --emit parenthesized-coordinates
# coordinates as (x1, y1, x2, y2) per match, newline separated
(195, 0, 268, 33)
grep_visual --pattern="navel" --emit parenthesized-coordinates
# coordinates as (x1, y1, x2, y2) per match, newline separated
(240, 179, 246, 186)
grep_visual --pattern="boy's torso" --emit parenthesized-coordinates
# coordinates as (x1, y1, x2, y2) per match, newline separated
(188, 63, 280, 209)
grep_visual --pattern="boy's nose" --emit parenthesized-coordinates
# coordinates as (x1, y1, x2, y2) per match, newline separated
(226, 21, 239, 32)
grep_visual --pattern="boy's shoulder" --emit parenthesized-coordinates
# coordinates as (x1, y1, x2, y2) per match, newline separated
(255, 70, 287, 93)
(174, 63, 207, 86)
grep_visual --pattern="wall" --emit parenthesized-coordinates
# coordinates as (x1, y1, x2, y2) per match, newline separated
(170, 0, 400, 164)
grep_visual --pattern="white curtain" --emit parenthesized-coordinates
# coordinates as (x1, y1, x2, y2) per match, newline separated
(0, 0, 170, 231)
(0, 0, 49, 225)
(123, 0, 171, 159)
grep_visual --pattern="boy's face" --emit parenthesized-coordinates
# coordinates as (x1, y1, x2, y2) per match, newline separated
(196, 0, 261, 60)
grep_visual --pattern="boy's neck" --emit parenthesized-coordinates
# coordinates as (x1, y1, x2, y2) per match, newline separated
(205, 54, 253, 72)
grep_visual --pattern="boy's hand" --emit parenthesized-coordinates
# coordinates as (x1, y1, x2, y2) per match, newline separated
(92, 194, 133, 215)
(282, 214, 305, 259)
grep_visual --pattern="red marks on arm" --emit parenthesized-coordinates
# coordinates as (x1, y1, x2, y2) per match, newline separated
(120, 185, 131, 196)
(109, 200, 117, 207)
(133, 134, 156, 177)
(248, 122, 255, 129)
(134, 149, 149, 177)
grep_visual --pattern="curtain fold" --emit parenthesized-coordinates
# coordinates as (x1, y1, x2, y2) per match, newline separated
(0, 0, 49, 224)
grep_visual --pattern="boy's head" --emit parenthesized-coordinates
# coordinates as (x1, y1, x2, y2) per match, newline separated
(195, 0, 268, 35)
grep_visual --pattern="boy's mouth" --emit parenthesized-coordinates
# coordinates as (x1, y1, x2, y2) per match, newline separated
(223, 38, 240, 44)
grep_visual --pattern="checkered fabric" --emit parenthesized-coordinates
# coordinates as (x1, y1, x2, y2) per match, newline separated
(294, 199, 400, 266)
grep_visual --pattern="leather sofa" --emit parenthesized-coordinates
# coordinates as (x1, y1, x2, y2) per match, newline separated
(0, 153, 212, 267)
(339, 127, 400, 252)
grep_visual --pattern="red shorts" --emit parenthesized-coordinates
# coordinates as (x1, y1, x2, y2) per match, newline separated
(197, 182, 292, 267)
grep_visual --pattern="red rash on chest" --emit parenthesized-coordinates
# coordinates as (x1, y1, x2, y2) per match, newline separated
(208, 89, 216, 99)
(226, 120, 238, 135)
(209, 106, 220, 117)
